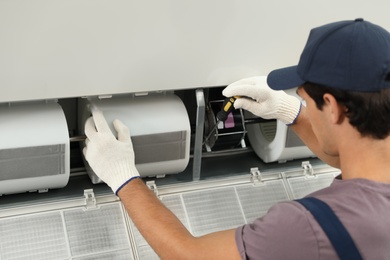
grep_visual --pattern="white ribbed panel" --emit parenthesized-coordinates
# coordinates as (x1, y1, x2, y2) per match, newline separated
(0, 168, 338, 259)
(236, 180, 290, 223)
(286, 173, 336, 199)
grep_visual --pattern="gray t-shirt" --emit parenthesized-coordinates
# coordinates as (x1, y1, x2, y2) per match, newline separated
(235, 178, 390, 259)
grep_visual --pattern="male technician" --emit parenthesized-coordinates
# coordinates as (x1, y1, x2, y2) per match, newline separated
(84, 19, 390, 259)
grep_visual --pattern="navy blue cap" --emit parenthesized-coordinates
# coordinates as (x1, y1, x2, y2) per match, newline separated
(267, 19, 390, 92)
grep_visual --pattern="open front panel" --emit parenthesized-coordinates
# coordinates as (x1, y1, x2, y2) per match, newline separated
(286, 173, 336, 199)
(0, 166, 339, 259)
(0, 203, 132, 260)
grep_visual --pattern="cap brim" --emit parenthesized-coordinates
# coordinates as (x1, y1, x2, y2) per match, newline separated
(267, 66, 306, 90)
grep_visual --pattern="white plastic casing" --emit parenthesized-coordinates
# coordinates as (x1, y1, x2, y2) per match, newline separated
(0, 102, 70, 195)
(246, 89, 315, 163)
(79, 94, 191, 183)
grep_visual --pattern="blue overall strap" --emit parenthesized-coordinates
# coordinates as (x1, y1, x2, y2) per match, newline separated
(295, 197, 362, 260)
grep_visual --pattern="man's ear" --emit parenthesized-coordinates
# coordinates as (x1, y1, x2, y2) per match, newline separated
(323, 93, 346, 124)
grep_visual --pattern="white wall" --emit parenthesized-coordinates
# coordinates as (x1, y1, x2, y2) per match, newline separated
(0, 0, 389, 102)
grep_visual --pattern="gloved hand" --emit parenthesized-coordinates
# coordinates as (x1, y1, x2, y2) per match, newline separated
(83, 110, 140, 195)
(222, 76, 302, 125)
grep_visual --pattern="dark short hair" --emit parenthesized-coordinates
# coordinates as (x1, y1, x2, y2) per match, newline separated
(302, 83, 390, 139)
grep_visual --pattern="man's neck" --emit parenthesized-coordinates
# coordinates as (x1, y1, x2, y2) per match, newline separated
(338, 135, 390, 183)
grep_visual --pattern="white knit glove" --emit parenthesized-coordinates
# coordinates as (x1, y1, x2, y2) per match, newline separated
(83, 110, 140, 195)
(222, 76, 302, 125)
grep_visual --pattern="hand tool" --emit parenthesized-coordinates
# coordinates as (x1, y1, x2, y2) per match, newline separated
(204, 96, 240, 143)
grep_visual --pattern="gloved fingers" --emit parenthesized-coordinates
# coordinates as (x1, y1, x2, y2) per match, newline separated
(222, 83, 258, 100)
(223, 76, 268, 100)
(82, 145, 92, 162)
(233, 98, 258, 111)
(233, 98, 269, 118)
(84, 117, 98, 140)
(91, 109, 112, 133)
(82, 146, 87, 159)
(113, 119, 131, 143)
(82, 137, 92, 158)
(84, 137, 90, 147)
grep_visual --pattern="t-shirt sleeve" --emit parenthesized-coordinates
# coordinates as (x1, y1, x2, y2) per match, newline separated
(235, 201, 320, 260)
